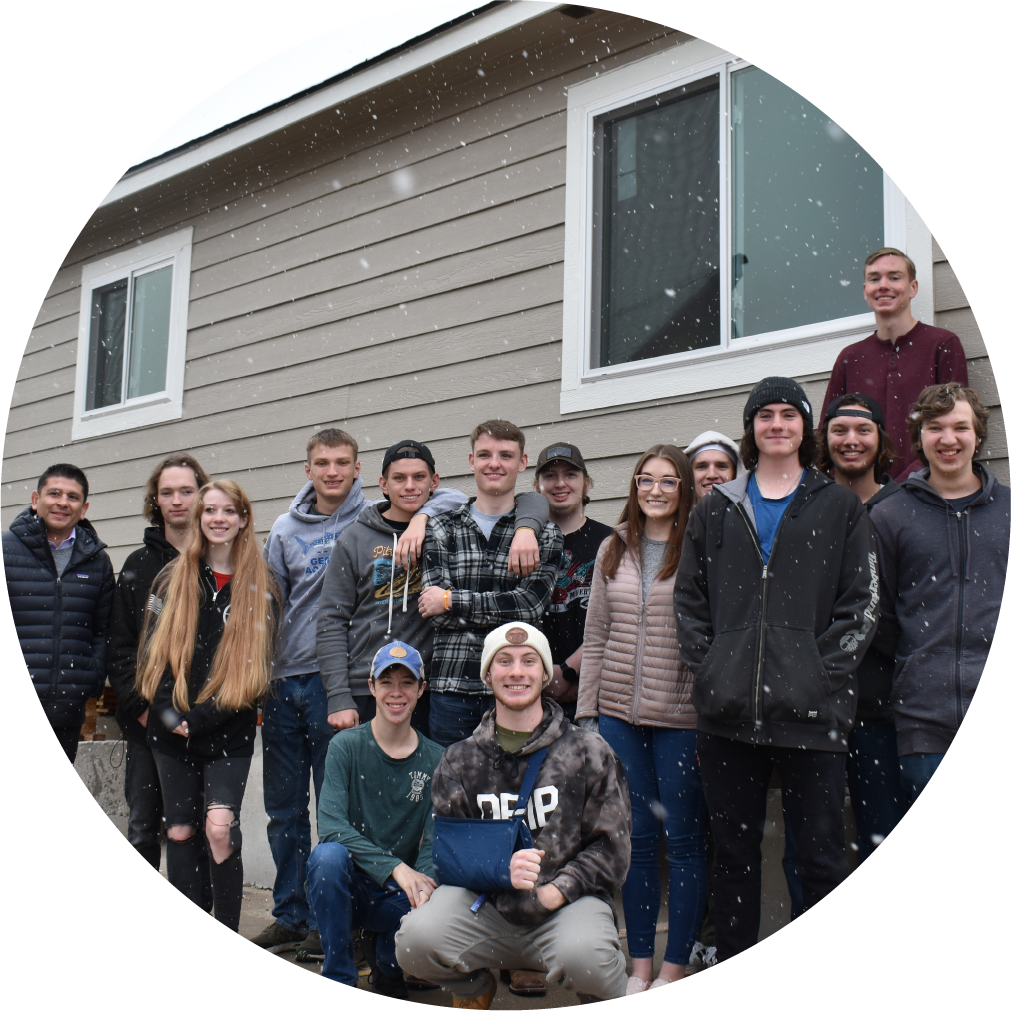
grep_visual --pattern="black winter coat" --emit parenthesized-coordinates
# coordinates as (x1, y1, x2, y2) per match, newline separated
(146, 564, 273, 762)
(4, 507, 114, 729)
(674, 469, 878, 752)
(107, 526, 177, 744)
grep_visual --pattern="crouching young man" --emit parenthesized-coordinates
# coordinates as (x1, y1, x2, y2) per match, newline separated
(395, 622, 631, 1006)
(306, 642, 443, 998)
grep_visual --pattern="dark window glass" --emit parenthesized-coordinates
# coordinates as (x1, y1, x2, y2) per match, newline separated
(87, 279, 127, 410)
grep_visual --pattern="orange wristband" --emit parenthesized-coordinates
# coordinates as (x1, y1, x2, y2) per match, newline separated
(443, 589, 451, 611)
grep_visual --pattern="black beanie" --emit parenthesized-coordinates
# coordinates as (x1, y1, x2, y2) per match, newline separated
(743, 376, 814, 431)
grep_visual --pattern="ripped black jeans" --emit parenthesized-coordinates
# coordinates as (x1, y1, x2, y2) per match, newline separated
(152, 749, 251, 931)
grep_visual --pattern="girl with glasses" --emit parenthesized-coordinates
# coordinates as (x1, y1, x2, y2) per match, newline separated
(575, 444, 707, 993)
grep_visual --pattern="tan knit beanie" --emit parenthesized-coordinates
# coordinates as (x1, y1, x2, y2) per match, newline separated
(480, 622, 553, 683)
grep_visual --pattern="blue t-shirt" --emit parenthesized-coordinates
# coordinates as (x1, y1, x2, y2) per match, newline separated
(746, 472, 803, 563)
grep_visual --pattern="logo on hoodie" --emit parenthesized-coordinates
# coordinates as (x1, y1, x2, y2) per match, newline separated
(476, 786, 559, 829)
(294, 531, 338, 576)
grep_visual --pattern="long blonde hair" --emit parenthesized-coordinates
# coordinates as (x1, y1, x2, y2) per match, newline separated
(137, 479, 278, 712)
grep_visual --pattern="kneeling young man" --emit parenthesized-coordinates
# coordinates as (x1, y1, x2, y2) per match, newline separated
(307, 642, 443, 997)
(396, 622, 631, 1006)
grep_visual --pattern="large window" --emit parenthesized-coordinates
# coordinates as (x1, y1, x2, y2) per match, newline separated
(73, 229, 192, 439)
(561, 40, 927, 413)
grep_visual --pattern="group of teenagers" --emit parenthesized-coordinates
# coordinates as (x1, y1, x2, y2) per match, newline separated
(7, 246, 1007, 1003)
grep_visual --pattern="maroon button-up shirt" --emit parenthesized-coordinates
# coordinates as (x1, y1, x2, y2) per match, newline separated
(821, 321, 968, 480)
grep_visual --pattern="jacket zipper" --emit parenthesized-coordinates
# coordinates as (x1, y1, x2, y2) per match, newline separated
(954, 509, 967, 724)
(630, 559, 648, 725)
(51, 574, 63, 697)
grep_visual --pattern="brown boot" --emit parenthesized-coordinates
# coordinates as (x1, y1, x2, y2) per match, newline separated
(506, 969, 547, 997)
(453, 976, 498, 1010)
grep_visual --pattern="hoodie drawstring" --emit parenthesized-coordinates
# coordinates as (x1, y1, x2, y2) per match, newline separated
(388, 533, 397, 634)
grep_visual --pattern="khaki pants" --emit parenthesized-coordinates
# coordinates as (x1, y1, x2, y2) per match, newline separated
(395, 885, 626, 1000)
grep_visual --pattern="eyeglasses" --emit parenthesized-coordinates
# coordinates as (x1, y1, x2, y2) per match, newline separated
(634, 475, 681, 492)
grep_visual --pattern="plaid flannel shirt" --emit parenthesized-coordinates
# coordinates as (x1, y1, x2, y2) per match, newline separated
(422, 500, 564, 694)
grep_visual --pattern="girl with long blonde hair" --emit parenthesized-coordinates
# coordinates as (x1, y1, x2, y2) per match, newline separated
(138, 479, 279, 930)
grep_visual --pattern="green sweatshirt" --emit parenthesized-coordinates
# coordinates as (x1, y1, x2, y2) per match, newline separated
(317, 722, 444, 885)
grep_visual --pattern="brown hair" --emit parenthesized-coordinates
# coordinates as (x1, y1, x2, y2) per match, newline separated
(599, 445, 695, 584)
(740, 425, 818, 471)
(307, 428, 358, 462)
(908, 383, 989, 465)
(137, 479, 279, 712)
(143, 454, 211, 526)
(470, 419, 525, 452)
(864, 246, 916, 282)
(816, 395, 897, 483)
(533, 464, 594, 506)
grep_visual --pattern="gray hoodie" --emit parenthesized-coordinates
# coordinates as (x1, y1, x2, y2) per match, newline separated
(317, 492, 550, 713)
(265, 479, 466, 679)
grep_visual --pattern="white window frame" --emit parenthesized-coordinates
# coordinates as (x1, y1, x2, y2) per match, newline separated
(73, 228, 192, 440)
(560, 40, 933, 414)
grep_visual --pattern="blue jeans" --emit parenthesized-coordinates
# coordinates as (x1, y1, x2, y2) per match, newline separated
(898, 752, 945, 803)
(427, 691, 493, 748)
(599, 715, 708, 965)
(307, 842, 411, 985)
(262, 673, 335, 931)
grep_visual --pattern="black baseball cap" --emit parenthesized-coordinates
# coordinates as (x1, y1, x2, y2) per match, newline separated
(822, 393, 886, 429)
(535, 442, 587, 475)
(382, 440, 436, 475)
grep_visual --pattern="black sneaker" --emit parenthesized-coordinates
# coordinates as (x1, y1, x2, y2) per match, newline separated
(249, 921, 309, 952)
(370, 968, 410, 1001)
(295, 930, 324, 963)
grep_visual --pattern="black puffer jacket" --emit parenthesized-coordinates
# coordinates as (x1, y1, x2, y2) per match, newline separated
(4, 507, 114, 729)
(107, 526, 177, 744)
(146, 563, 278, 762)
(674, 469, 878, 752)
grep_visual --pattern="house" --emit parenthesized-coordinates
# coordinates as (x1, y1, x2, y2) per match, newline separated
(3, 1, 998, 569)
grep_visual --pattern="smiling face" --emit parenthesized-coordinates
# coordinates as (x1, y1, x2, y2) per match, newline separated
(753, 404, 805, 462)
(157, 465, 201, 531)
(32, 477, 88, 540)
(486, 644, 546, 713)
(379, 458, 439, 523)
(692, 450, 736, 497)
(369, 666, 423, 726)
(200, 488, 248, 548)
(306, 443, 360, 509)
(920, 399, 980, 480)
(863, 254, 918, 320)
(537, 461, 587, 520)
(469, 435, 527, 498)
(827, 410, 880, 479)
(635, 455, 681, 522)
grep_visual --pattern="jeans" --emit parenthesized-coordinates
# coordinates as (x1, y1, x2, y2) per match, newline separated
(598, 715, 707, 965)
(898, 752, 945, 803)
(307, 842, 411, 985)
(697, 732, 848, 960)
(262, 673, 335, 932)
(427, 691, 494, 748)
(125, 738, 166, 869)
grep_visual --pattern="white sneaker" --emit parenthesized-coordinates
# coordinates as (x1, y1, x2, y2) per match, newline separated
(625, 977, 651, 996)
(649, 978, 672, 990)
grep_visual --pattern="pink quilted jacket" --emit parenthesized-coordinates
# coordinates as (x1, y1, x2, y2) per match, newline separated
(575, 524, 696, 728)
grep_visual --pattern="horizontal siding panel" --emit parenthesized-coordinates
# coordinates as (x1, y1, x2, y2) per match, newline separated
(190, 150, 564, 301)
(933, 261, 968, 312)
(186, 266, 561, 388)
(188, 187, 564, 328)
(967, 357, 999, 406)
(932, 236, 944, 263)
(24, 312, 80, 357)
(7, 392, 75, 435)
(191, 114, 566, 271)
(188, 225, 564, 358)
(17, 339, 76, 383)
(10, 365, 76, 409)
(33, 285, 82, 331)
(934, 306, 985, 359)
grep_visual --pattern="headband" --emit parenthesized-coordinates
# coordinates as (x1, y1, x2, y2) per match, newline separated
(830, 409, 876, 421)
(690, 442, 735, 461)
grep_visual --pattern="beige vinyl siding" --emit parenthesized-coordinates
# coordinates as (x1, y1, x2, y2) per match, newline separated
(3, 8, 999, 573)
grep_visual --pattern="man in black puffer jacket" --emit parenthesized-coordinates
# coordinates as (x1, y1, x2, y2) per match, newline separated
(675, 377, 878, 964)
(107, 453, 210, 872)
(4, 463, 114, 762)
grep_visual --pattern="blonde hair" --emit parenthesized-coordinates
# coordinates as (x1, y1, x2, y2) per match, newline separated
(137, 479, 278, 712)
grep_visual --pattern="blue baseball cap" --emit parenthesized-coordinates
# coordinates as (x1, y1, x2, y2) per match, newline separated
(370, 641, 425, 681)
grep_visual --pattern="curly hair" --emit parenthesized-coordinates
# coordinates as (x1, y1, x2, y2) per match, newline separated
(908, 383, 989, 465)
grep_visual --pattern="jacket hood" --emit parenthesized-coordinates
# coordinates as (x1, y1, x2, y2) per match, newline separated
(286, 478, 365, 525)
(902, 462, 997, 511)
(471, 696, 568, 762)
(142, 525, 177, 557)
(866, 474, 903, 508)
(713, 466, 834, 507)
(356, 501, 400, 534)
(685, 430, 745, 475)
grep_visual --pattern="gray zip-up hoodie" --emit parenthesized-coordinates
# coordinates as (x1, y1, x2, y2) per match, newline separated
(265, 479, 465, 679)
(316, 491, 551, 713)
(870, 463, 1009, 755)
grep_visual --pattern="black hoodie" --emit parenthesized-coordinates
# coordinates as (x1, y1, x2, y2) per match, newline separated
(4, 507, 114, 729)
(107, 525, 178, 744)
(674, 468, 878, 752)
(870, 463, 1009, 755)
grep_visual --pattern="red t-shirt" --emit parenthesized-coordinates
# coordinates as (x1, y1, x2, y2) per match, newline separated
(213, 571, 233, 592)
(821, 321, 968, 480)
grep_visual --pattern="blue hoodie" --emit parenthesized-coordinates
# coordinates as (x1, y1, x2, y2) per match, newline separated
(264, 478, 467, 679)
